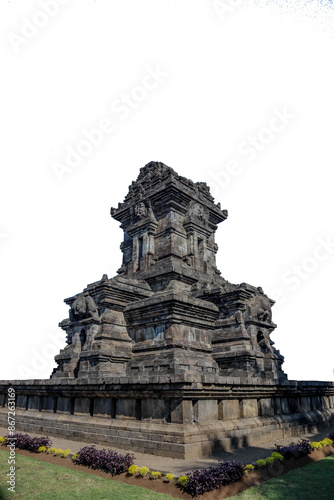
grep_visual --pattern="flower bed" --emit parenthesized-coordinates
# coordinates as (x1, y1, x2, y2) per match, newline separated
(73, 445, 134, 476)
(4, 433, 51, 453)
(178, 460, 245, 496)
(0, 430, 333, 497)
(274, 438, 312, 459)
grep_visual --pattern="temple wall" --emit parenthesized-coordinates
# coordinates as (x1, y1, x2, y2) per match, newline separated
(1, 378, 333, 459)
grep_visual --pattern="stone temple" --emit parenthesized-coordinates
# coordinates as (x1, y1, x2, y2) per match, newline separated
(0, 161, 333, 459)
(53, 160, 286, 382)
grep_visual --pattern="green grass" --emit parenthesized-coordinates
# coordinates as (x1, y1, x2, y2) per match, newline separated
(230, 454, 334, 499)
(0, 450, 175, 499)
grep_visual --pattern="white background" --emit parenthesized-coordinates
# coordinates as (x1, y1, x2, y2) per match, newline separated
(0, 0, 333, 381)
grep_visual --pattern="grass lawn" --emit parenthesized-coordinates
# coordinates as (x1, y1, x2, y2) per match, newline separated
(0, 450, 175, 499)
(230, 454, 334, 499)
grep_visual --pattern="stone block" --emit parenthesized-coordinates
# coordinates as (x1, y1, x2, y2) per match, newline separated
(141, 399, 168, 421)
(289, 397, 300, 413)
(40, 396, 56, 412)
(311, 396, 321, 410)
(28, 395, 40, 411)
(16, 395, 28, 410)
(280, 397, 290, 414)
(93, 398, 113, 417)
(57, 397, 73, 414)
(320, 396, 330, 409)
(259, 398, 275, 416)
(300, 397, 311, 411)
(274, 398, 282, 415)
(219, 400, 240, 420)
(74, 397, 91, 415)
(193, 400, 218, 422)
(171, 399, 193, 424)
(240, 399, 258, 418)
(116, 398, 140, 420)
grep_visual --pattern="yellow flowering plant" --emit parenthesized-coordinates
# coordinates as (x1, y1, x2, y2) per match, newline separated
(150, 471, 162, 479)
(138, 466, 150, 477)
(164, 473, 175, 482)
(128, 465, 139, 475)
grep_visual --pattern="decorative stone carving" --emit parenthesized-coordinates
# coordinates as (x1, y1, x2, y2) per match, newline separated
(187, 201, 209, 225)
(117, 264, 127, 275)
(246, 295, 272, 323)
(70, 295, 100, 322)
(134, 201, 147, 219)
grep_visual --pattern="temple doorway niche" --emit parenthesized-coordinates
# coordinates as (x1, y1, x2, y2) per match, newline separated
(198, 238, 204, 259)
(138, 237, 143, 270)
(79, 330, 87, 350)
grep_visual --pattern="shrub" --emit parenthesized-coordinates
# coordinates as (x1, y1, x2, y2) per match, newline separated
(164, 473, 175, 482)
(178, 475, 189, 486)
(310, 442, 323, 450)
(179, 461, 245, 496)
(128, 465, 139, 475)
(244, 464, 255, 474)
(54, 448, 63, 455)
(75, 446, 134, 476)
(0, 437, 8, 444)
(274, 439, 312, 459)
(256, 459, 266, 468)
(72, 452, 79, 460)
(271, 452, 284, 462)
(320, 438, 333, 446)
(265, 457, 275, 464)
(150, 471, 162, 479)
(5, 433, 52, 453)
(138, 466, 150, 477)
(62, 449, 71, 457)
(327, 432, 334, 441)
(38, 446, 47, 453)
(47, 447, 56, 454)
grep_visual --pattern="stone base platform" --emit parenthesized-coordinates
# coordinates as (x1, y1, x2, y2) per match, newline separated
(1, 408, 333, 460)
(1, 377, 333, 459)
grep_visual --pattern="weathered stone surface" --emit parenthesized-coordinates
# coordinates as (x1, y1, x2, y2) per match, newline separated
(300, 396, 312, 411)
(281, 397, 290, 414)
(41, 396, 56, 412)
(259, 398, 275, 416)
(0, 378, 333, 459)
(74, 397, 91, 415)
(321, 396, 330, 409)
(193, 400, 218, 422)
(219, 400, 240, 420)
(274, 397, 282, 414)
(57, 397, 73, 414)
(240, 399, 258, 418)
(51, 161, 286, 382)
(28, 395, 40, 411)
(16, 395, 28, 410)
(141, 399, 168, 421)
(116, 399, 140, 420)
(171, 399, 193, 424)
(1, 404, 332, 459)
(289, 397, 300, 413)
(311, 396, 322, 410)
(93, 398, 113, 417)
